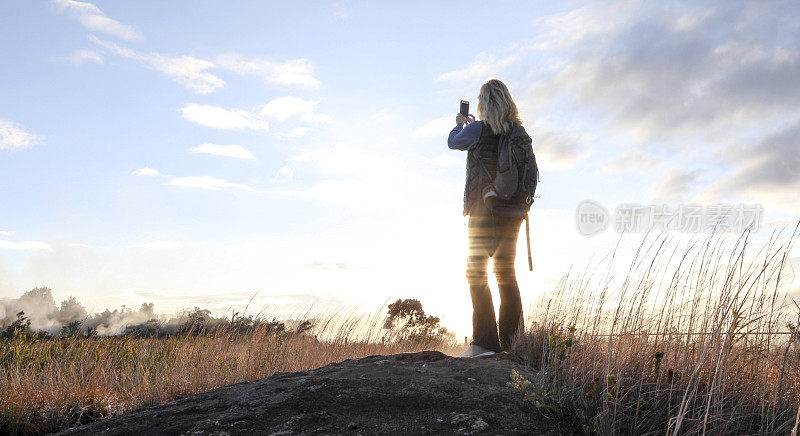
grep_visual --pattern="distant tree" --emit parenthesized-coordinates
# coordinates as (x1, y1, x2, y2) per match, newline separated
(264, 317, 286, 335)
(123, 319, 162, 337)
(294, 320, 314, 335)
(7, 287, 58, 329)
(229, 312, 257, 333)
(139, 303, 155, 317)
(60, 320, 83, 338)
(185, 307, 212, 324)
(56, 296, 88, 325)
(179, 307, 215, 334)
(383, 299, 448, 344)
(1, 311, 33, 339)
(19, 287, 56, 309)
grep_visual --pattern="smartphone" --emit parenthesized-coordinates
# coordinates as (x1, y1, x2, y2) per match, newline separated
(460, 100, 469, 117)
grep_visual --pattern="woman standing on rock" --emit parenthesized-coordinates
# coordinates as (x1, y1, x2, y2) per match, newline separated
(447, 79, 534, 358)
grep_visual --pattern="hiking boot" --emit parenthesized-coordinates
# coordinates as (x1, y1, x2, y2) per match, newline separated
(458, 344, 496, 358)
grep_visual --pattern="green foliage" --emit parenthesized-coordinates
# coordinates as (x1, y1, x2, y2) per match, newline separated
(123, 319, 161, 337)
(178, 307, 215, 334)
(508, 369, 564, 419)
(60, 320, 84, 338)
(295, 320, 313, 335)
(653, 350, 664, 376)
(549, 325, 576, 363)
(1, 312, 34, 340)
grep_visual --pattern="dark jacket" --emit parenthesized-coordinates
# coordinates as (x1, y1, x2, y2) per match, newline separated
(463, 121, 500, 216)
(451, 121, 531, 218)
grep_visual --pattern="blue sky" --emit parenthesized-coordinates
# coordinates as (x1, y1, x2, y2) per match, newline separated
(1, 0, 799, 335)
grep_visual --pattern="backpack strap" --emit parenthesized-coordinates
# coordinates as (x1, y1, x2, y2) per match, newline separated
(525, 212, 533, 271)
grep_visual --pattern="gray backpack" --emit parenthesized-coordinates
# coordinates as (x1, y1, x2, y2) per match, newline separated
(494, 128, 538, 208)
(492, 127, 538, 270)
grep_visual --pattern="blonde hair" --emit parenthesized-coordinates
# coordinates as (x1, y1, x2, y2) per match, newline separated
(477, 79, 522, 135)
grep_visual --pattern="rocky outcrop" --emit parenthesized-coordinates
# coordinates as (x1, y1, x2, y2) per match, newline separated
(59, 351, 573, 435)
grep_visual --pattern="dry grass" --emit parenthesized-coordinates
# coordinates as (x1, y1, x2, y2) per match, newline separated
(3, 227, 800, 435)
(0, 311, 459, 435)
(511, 227, 800, 435)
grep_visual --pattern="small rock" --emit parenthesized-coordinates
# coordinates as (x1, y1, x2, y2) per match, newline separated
(471, 418, 489, 432)
(307, 383, 326, 392)
(347, 422, 358, 429)
(450, 413, 473, 424)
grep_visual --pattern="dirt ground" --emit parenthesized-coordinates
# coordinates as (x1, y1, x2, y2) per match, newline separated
(58, 351, 576, 435)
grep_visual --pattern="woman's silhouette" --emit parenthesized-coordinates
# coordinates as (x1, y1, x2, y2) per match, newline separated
(447, 79, 531, 357)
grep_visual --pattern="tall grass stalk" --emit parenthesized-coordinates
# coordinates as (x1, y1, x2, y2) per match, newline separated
(514, 226, 800, 435)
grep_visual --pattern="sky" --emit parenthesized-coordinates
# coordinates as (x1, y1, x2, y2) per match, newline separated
(1, 0, 799, 336)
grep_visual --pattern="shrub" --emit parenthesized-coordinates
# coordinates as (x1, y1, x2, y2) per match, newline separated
(382, 298, 450, 345)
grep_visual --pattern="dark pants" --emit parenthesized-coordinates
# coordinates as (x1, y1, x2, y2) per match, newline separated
(466, 202, 524, 353)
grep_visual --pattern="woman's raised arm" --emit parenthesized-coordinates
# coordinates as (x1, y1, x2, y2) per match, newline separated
(447, 118, 482, 151)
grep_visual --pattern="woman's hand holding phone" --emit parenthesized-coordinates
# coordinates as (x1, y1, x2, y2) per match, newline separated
(456, 113, 475, 125)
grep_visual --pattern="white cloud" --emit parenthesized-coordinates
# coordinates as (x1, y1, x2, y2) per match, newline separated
(437, 53, 518, 82)
(532, 2, 800, 143)
(534, 129, 591, 171)
(216, 53, 321, 88)
(423, 153, 463, 167)
(0, 231, 13, 236)
(260, 96, 313, 121)
(673, 9, 714, 31)
(0, 119, 43, 151)
(66, 49, 103, 65)
(180, 97, 327, 137)
(190, 143, 254, 160)
(332, 3, 350, 21)
(170, 176, 259, 192)
(705, 120, 800, 209)
(273, 164, 296, 183)
(127, 240, 183, 249)
(276, 127, 313, 138)
(90, 39, 319, 94)
(132, 167, 160, 177)
(52, 0, 142, 41)
(146, 56, 223, 94)
(526, 1, 800, 206)
(0, 239, 52, 252)
(603, 148, 663, 173)
(92, 37, 225, 94)
(413, 116, 453, 139)
(651, 169, 704, 202)
(179, 104, 269, 132)
(531, 1, 633, 51)
(259, 96, 331, 123)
